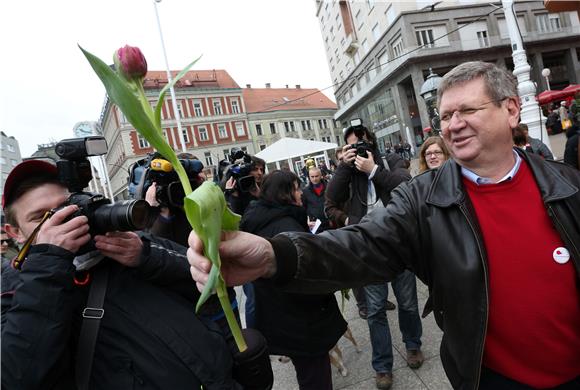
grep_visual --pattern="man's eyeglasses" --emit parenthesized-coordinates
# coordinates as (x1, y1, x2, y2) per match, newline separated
(439, 98, 507, 130)
(1, 239, 13, 245)
(425, 151, 443, 158)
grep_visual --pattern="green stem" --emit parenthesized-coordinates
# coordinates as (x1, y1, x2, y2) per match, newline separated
(216, 277, 247, 352)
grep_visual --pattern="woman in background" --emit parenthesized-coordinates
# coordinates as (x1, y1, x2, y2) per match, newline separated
(418, 136, 450, 172)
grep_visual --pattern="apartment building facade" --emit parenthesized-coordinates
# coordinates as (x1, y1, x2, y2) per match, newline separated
(98, 69, 254, 199)
(243, 85, 340, 154)
(316, 0, 580, 151)
(0, 131, 22, 202)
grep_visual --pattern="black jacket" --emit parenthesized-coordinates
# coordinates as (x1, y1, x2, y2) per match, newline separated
(240, 200, 346, 357)
(326, 152, 411, 224)
(269, 150, 580, 390)
(1, 234, 238, 390)
(301, 181, 329, 232)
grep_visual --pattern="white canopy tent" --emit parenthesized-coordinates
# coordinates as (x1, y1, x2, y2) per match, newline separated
(255, 137, 338, 173)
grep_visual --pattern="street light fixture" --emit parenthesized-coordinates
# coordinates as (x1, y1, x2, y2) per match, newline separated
(420, 68, 443, 135)
(541, 68, 551, 91)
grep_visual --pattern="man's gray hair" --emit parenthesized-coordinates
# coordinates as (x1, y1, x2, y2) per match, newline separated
(437, 61, 517, 108)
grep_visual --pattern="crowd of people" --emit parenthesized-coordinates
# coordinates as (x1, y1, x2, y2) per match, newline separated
(2, 61, 579, 390)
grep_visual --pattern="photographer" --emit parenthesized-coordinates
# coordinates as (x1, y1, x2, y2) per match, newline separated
(223, 151, 265, 216)
(1, 157, 239, 389)
(325, 120, 424, 389)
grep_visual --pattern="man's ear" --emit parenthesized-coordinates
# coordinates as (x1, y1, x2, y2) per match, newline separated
(506, 97, 521, 129)
(4, 224, 26, 244)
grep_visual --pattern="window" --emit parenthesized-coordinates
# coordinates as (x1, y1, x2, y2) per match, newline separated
(416, 28, 435, 48)
(198, 126, 209, 141)
(138, 134, 150, 148)
(204, 152, 214, 167)
(177, 102, 184, 118)
(318, 119, 329, 129)
(7, 144, 15, 152)
(386, 6, 396, 25)
(322, 136, 331, 143)
(362, 38, 369, 54)
(218, 124, 228, 138)
(329, 26, 335, 39)
(536, 13, 561, 33)
(476, 30, 489, 47)
(391, 37, 404, 58)
(193, 101, 203, 116)
(256, 123, 263, 136)
(367, 0, 376, 9)
(284, 121, 295, 132)
(231, 99, 240, 114)
(336, 135, 341, 145)
(213, 100, 222, 115)
(372, 23, 381, 42)
(235, 122, 245, 137)
(301, 120, 312, 131)
(259, 144, 266, 151)
(270, 123, 277, 134)
(182, 128, 190, 144)
(223, 149, 230, 159)
(163, 129, 170, 143)
(355, 9, 361, 22)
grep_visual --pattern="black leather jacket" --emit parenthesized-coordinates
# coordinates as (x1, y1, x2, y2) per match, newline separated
(270, 149, 580, 390)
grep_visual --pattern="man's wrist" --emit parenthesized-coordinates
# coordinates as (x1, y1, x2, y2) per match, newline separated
(266, 236, 298, 284)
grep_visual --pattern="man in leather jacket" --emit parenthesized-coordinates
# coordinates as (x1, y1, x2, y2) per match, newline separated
(189, 62, 580, 389)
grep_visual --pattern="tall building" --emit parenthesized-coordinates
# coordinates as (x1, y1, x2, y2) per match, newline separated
(315, 0, 580, 151)
(243, 84, 340, 155)
(99, 69, 253, 199)
(0, 131, 22, 202)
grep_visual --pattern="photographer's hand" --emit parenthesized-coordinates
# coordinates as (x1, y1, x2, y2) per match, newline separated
(94, 231, 142, 267)
(342, 144, 356, 165)
(145, 182, 160, 207)
(355, 150, 377, 175)
(36, 205, 91, 254)
(188, 230, 276, 292)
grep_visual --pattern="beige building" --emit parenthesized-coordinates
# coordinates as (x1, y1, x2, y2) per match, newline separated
(0, 131, 22, 203)
(316, 0, 580, 151)
(243, 85, 340, 154)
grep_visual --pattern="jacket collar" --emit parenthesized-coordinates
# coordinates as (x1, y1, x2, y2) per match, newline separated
(426, 148, 578, 207)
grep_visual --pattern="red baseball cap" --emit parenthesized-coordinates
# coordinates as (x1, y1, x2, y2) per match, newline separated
(2, 159, 58, 208)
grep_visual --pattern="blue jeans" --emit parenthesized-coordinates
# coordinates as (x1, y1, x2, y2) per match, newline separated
(243, 283, 256, 328)
(364, 270, 422, 374)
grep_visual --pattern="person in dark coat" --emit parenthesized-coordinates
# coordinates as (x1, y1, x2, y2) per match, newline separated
(1, 160, 239, 390)
(240, 170, 346, 390)
(301, 167, 329, 233)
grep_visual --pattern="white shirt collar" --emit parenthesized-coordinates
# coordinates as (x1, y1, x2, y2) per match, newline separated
(461, 150, 522, 185)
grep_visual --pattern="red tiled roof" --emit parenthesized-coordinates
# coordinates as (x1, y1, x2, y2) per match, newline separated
(243, 88, 337, 113)
(143, 69, 240, 90)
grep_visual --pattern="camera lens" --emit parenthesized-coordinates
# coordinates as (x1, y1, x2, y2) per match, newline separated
(92, 200, 151, 233)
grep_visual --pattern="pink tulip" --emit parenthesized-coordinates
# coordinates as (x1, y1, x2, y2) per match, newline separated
(114, 45, 147, 81)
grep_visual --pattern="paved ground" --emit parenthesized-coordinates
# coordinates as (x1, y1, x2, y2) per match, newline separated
(237, 133, 568, 390)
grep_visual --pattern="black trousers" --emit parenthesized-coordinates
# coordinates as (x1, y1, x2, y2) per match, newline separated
(479, 367, 580, 390)
(290, 354, 332, 390)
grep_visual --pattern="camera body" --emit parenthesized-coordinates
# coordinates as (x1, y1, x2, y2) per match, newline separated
(224, 148, 256, 193)
(131, 152, 204, 208)
(350, 140, 372, 158)
(55, 137, 151, 251)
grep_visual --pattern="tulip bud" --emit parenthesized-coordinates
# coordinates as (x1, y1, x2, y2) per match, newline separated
(114, 45, 147, 81)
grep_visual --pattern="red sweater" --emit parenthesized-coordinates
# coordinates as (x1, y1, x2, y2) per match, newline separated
(463, 161, 580, 388)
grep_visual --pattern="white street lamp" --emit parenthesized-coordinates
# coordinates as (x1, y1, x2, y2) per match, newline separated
(502, 0, 551, 151)
(152, 0, 187, 153)
(541, 68, 551, 91)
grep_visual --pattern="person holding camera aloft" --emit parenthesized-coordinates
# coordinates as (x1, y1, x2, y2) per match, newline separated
(325, 122, 424, 389)
(1, 139, 255, 390)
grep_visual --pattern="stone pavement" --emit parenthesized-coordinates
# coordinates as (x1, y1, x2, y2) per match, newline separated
(237, 133, 568, 390)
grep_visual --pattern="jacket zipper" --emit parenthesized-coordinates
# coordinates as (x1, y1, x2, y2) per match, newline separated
(546, 204, 580, 269)
(459, 203, 488, 390)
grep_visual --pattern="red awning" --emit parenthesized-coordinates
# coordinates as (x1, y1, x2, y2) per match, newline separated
(562, 84, 580, 94)
(536, 89, 569, 105)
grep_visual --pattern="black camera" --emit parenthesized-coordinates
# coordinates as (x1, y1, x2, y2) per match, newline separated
(350, 140, 372, 158)
(223, 148, 256, 193)
(54, 136, 151, 253)
(131, 152, 205, 208)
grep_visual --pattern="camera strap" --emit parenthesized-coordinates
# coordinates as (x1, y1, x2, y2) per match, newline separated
(75, 265, 109, 390)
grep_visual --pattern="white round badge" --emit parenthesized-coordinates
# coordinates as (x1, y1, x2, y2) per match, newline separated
(552, 247, 570, 264)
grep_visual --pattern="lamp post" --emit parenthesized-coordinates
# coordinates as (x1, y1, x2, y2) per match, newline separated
(152, 0, 187, 153)
(420, 69, 443, 136)
(502, 0, 551, 151)
(541, 68, 551, 91)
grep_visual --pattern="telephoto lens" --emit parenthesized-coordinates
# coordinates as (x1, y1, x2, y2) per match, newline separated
(91, 199, 151, 234)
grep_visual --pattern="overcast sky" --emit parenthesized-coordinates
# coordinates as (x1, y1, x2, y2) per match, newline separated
(1, 0, 335, 158)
